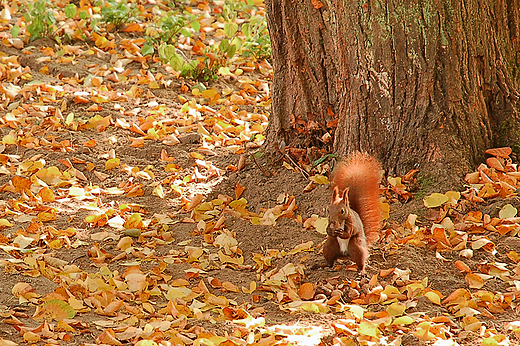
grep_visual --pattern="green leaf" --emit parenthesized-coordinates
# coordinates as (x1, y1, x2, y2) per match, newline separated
(64, 3, 77, 18)
(219, 38, 230, 53)
(169, 53, 185, 71)
(161, 44, 176, 60)
(79, 10, 88, 19)
(190, 20, 200, 32)
(180, 28, 191, 37)
(242, 23, 250, 37)
(141, 44, 154, 56)
(227, 43, 237, 58)
(224, 22, 238, 38)
(231, 37, 243, 50)
(11, 25, 20, 38)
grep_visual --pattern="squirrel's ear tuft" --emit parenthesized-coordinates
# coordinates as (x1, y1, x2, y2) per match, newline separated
(342, 187, 350, 203)
(331, 186, 340, 202)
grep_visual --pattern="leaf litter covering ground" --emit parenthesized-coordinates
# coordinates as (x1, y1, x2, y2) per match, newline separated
(0, 1, 520, 346)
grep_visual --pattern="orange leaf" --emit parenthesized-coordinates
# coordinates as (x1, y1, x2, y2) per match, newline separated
(86, 104, 103, 111)
(98, 329, 123, 345)
(129, 137, 145, 148)
(465, 273, 485, 289)
(38, 187, 55, 202)
(73, 95, 90, 104)
(485, 147, 512, 158)
(311, 0, 324, 9)
(486, 157, 505, 171)
(507, 251, 520, 263)
(187, 193, 203, 211)
(12, 176, 32, 192)
(123, 23, 143, 32)
(454, 260, 471, 273)
(298, 282, 315, 300)
(130, 123, 146, 135)
(208, 277, 222, 288)
(235, 182, 246, 200)
(442, 288, 470, 304)
(161, 149, 174, 162)
(84, 139, 97, 147)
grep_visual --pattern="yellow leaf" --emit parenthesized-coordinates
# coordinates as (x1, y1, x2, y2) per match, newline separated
(314, 217, 329, 235)
(65, 112, 74, 125)
(218, 250, 244, 265)
(222, 281, 239, 292)
(507, 251, 520, 263)
(358, 320, 379, 337)
(164, 287, 192, 300)
(105, 158, 120, 170)
(125, 213, 143, 229)
(218, 67, 231, 75)
(414, 322, 435, 341)
(392, 316, 414, 325)
(287, 241, 314, 255)
(481, 337, 500, 346)
(380, 202, 390, 220)
(23, 332, 40, 342)
(348, 305, 364, 320)
(241, 281, 256, 294)
(197, 123, 210, 136)
(2, 132, 17, 145)
(153, 185, 165, 198)
(300, 302, 328, 313)
(423, 193, 449, 208)
(445, 190, 461, 204)
(190, 151, 204, 160)
(386, 302, 405, 316)
(201, 89, 218, 99)
(0, 219, 13, 228)
(499, 204, 517, 219)
(311, 174, 329, 184)
(424, 291, 442, 305)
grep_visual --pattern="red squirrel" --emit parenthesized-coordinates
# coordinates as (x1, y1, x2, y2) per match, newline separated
(323, 152, 382, 273)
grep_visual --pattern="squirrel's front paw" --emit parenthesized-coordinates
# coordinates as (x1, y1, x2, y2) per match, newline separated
(329, 229, 343, 237)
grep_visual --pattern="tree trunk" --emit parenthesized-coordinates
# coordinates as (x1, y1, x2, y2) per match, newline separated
(264, 0, 520, 184)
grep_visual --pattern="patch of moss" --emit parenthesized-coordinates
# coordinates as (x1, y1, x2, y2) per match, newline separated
(414, 174, 435, 201)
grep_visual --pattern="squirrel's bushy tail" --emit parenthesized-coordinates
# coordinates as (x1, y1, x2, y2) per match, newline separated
(331, 152, 382, 244)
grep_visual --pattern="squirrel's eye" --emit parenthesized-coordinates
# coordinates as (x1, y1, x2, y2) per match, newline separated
(340, 208, 345, 215)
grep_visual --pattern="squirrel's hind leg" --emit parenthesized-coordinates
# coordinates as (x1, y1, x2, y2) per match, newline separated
(348, 236, 368, 273)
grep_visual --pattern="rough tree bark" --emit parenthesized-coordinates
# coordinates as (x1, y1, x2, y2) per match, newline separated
(264, 0, 520, 184)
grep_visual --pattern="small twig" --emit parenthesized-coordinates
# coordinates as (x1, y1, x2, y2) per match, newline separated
(250, 153, 272, 177)
(280, 149, 309, 180)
